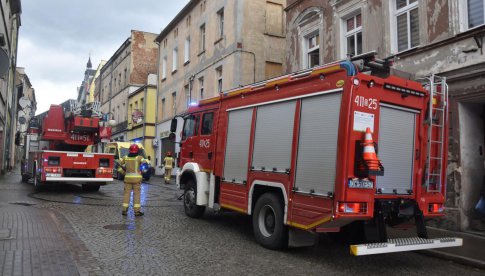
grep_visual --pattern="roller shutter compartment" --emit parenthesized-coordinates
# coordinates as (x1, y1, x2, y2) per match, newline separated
(377, 105, 417, 194)
(223, 108, 253, 184)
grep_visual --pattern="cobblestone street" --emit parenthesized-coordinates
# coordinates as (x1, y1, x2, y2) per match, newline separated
(0, 170, 484, 275)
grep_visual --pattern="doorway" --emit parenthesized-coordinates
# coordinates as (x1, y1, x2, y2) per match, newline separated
(458, 103, 485, 231)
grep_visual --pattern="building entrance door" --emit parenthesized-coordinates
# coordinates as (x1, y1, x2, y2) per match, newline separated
(458, 103, 485, 231)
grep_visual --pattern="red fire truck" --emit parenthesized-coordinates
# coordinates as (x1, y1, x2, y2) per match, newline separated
(170, 53, 462, 255)
(21, 100, 115, 191)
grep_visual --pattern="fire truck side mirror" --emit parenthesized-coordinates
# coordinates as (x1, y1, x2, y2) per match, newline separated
(170, 118, 177, 133)
(169, 132, 176, 142)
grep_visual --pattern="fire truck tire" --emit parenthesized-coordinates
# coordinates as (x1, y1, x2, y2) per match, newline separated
(33, 169, 43, 191)
(21, 174, 29, 183)
(183, 180, 205, 218)
(82, 184, 100, 192)
(252, 193, 288, 250)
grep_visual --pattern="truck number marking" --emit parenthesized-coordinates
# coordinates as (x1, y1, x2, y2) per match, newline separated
(354, 96, 378, 110)
(199, 139, 210, 149)
(70, 134, 89, 142)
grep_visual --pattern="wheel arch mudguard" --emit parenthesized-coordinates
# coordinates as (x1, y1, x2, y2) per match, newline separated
(248, 180, 289, 224)
(177, 162, 210, 206)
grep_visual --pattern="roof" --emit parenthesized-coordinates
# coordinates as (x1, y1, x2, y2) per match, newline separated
(155, 0, 200, 42)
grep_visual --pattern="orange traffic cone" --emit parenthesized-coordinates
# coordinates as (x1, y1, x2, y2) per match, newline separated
(362, 127, 381, 171)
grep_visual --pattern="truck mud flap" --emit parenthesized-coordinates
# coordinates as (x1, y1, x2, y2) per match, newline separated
(350, 237, 462, 256)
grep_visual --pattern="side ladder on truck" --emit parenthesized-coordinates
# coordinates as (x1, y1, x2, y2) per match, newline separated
(422, 75, 448, 193)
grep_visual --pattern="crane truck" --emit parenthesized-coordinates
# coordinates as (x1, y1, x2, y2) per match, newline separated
(170, 52, 462, 255)
(21, 100, 115, 191)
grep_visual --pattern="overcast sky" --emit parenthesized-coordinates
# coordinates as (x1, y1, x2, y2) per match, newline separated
(18, 0, 189, 114)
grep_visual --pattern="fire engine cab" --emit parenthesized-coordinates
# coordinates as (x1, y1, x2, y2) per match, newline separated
(170, 52, 462, 255)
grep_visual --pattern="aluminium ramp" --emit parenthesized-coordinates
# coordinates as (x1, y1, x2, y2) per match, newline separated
(350, 237, 463, 256)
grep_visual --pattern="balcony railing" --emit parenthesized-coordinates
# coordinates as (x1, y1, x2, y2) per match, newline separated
(112, 120, 128, 134)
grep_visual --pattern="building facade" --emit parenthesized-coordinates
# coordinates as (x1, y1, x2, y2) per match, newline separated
(154, 0, 286, 175)
(76, 57, 96, 105)
(127, 74, 157, 165)
(14, 67, 35, 164)
(0, 0, 21, 173)
(285, 0, 485, 232)
(88, 60, 106, 104)
(97, 30, 158, 146)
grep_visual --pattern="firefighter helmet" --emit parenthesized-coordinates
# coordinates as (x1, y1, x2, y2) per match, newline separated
(129, 144, 139, 154)
(167, 151, 172, 157)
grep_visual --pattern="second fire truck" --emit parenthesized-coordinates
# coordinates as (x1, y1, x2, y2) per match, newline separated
(21, 100, 115, 191)
(170, 53, 462, 255)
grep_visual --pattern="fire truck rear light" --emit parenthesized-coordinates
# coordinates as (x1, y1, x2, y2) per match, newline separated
(338, 202, 367, 214)
(97, 168, 112, 175)
(45, 167, 62, 177)
(367, 80, 375, 88)
(428, 203, 444, 213)
(353, 78, 360, 86)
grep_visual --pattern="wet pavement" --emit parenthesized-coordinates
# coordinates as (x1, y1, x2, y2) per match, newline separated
(1, 169, 484, 275)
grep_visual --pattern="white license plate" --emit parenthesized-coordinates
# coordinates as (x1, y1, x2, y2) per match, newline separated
(349, 179, 373, 189)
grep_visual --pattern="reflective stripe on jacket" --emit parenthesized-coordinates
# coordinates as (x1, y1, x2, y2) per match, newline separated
(119, 155, 146, 183)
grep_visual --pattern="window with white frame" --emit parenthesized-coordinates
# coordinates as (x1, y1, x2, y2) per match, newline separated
(184, 37, 190, 63)
(217, 8, 224, 38)
(467, 0, 485, 29)
(216, 67, 223, 93)
(162, 57, 167, 79)
(394, 0, 419, 52)
(305, 32, 320, 68)
(344, 13, 362, 57)
(172, 48, 178, 72)
(200, 24, 206, 52)
(199, 77, 204, 100)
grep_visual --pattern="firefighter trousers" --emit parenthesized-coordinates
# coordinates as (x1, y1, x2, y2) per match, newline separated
(164, 168, 172, 183)
(122, 182, 141, 212)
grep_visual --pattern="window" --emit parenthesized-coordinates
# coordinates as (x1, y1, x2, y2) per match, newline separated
(217, 8, 224, 38)
(172, 92, 177, 115)
(162, 57, 167, 79)
(265, 2, 284, 35)
(199, 77, 204, 100)
(161, 98, 165, 120)
(467, 0, 485, 29)
(174, 28, 178, 39)
(186, 15, 191, 27)
(185, 85, 190, 107)
(140, 98, 144, 110)
(344, 13, 362, 57)
(129, 104, 132, 121)
(394, 0, 419, 52)
(199, 24, 206, 52)
(184, 37, 190, 63)
(201, 112, 214, 135)
(305, 32, 320, 68)
(172, 48, 178, 72)
(216, 66, 223, 93)
(182, 115, 196, 140)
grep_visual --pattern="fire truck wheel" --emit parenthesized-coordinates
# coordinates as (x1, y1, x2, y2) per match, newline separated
(183, 180, 205, 218)
(33, 170, 43, 191)
(21, 174, 29, 183)
(252, 193, 288, 250)
(82, 184, 100, 192)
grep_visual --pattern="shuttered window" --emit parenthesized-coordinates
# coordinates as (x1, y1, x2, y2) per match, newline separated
(395, 0, 419, 52)
(468, 0, 485, 28)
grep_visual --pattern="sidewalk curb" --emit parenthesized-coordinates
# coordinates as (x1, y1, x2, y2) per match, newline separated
(419, 250, 485, 270)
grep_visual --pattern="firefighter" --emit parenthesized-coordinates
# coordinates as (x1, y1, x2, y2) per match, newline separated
(117, 144, 147, 216)
(162, 151, 174, 184)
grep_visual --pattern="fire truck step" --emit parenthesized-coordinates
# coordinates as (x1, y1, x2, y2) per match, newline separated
(350, 237, 463, 256)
